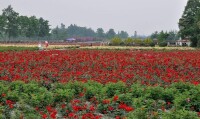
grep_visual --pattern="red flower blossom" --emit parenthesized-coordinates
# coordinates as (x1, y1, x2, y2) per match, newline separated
(1, 93, 6, 97)
(42, 114, 48, 119)
(102, 99, 110, 104)
(113, 95, 119, 101)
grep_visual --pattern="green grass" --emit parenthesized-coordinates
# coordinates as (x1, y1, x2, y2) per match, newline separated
(0, 46, 38, 52)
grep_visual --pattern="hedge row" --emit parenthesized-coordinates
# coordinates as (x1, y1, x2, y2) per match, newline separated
(0, 81, 200, 118)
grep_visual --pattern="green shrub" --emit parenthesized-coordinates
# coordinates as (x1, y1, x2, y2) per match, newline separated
(118, 93, 132, 105)
(124, 38, 133, 46)
(131, 83, 145, 98)
(162, 88, 177, 103)
(53, 89, 74, 103)
(162, 109, 199, 119)
(150, 42, 156, 47)
(127, 108, 149, 119)
(65, 81, 85, 96)
(158, 42, 167, 47)
(145, 86, 164, 100)
(84, 81, 103, 100)
(110, 37, 122, 46)
(169, 82, 195, 93)
(103, 81, 127, 98)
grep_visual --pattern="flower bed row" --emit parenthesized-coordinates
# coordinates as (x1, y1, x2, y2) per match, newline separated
(0, 81, 200, 118)
(0, 50, 200, 86)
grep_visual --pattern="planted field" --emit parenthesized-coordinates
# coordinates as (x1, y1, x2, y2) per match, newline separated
(0, 49, 200, 118)
(0, 50, 200, 85)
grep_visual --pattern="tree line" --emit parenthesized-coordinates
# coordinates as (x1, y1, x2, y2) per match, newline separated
(0, 5, 50, 40)
(51, 24, 129, 40)
(150, 30, 180, 42)
(0, 5, 129, 41)
(1, 1, 200, 47)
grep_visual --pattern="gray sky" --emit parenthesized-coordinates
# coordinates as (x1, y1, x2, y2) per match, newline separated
(0, 0, 188, 36)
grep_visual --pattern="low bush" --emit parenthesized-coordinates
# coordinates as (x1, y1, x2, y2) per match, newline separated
(0, 81, 199, 118)
(159, 42, 167, 47)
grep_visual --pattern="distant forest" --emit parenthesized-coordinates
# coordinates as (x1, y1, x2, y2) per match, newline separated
(0, 5, 130, 41)
(0, 5, 180, 42)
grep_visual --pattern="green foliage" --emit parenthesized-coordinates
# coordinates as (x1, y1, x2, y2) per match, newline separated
(118, 93, 132, 105)
(103, 81, 127, 98)
(65, 81, 85, 96)
(118, 31, 129, 39)
(110, 37, 122, 46)
(0, 46, 38, 52)
(2, 5, 19, 38)
(53, 89, 74, 103)
(162, 88, 177, 103)
(131, 83, 145, 98)
(84, 81, 103, 100)
(150, 42, 156, 47)
(96, 28, 105, 38)
(124, 38, 133, 46)
(127, 108, 148, 119)
(143, 38, 153, 45)
(179, 0, 200, 47)
(145, 86, 164, 100)
(0, 5, 50, 40)
(157, 31, 169, 43)
(197, 40, 200, 48)
(106, 29, 116, 39)
(169, 82, 195, 93)
(133, 38, 143, 45)
(158, 41, 167, 47)
(0, 81, 200, 118)
(162, 109, 199, 119)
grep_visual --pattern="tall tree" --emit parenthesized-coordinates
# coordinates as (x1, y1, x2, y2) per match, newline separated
(106, 29, 116, 39)
(166, 31, 180, 40)
(0, 15, 6, 37)
(96, 28, 105, 38)
(150, 31, 158, 39)
(118, 31, 129, 39)
(18, 16, 29, 37)
(179, 0, 200, 47)
(38, 17, 50, 37)
(2, 5, 19, 39)
(26, 16, 39, 38)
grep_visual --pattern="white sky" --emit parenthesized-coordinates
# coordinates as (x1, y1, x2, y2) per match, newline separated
(0, 0, 188, 36)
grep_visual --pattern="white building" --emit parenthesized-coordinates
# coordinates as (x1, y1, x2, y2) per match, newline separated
(176, 39, 191, 46)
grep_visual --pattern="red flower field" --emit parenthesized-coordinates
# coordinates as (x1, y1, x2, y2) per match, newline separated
(0, 49, 200, 85)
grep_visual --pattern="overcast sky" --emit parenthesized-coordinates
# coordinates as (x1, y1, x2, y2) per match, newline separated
(0, 0, 188, 36)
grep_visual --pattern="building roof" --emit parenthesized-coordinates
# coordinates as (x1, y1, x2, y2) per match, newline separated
(66, 38, 76, 41)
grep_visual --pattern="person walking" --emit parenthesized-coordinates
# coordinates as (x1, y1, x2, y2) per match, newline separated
(45, 41, 49, 50)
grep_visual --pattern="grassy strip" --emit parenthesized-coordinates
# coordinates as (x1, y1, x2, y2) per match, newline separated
(0, 81, 200, 118)
(0, 46, 38, 52)
(80, 46, 197, 50)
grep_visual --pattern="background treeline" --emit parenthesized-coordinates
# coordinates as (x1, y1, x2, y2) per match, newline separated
(0, 5, 50, 41)
(110, 30, 180, 47)
(0, 5, 129, 42)
(51, 23, 129, 40)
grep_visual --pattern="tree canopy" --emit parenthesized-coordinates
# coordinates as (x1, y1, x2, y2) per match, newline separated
(179, 0, 200, 47)
(0, 5, 50, 40)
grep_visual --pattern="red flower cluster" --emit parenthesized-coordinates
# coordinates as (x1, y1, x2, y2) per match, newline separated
(6, 100, 15, 109)
(118, 103, 134, 112)
(102, 99, 110, 104)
